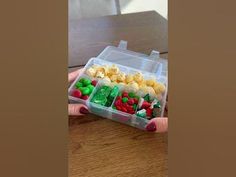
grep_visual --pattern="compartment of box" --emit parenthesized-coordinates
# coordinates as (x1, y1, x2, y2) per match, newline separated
(88, 80, 120, 118)
(68, 74, 99, 105)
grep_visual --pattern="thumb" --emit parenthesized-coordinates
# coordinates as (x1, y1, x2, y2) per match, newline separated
(68, 104, 89, 116)
(146, 117, 168, 132)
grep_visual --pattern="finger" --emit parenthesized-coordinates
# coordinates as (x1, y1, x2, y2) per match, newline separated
(146, 117, 168, 132)
(68, 68, 84, 83)
(68, 104, 89, 116)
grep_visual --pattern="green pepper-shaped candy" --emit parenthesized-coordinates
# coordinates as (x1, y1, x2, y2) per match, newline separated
(154, 101, 161, 108)
(91, 93, 107, 105)
(110, 86, 119, 98)
(143, 94, 150, 102)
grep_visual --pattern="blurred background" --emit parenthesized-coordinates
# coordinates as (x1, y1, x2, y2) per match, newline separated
(69, 0, 168, 20)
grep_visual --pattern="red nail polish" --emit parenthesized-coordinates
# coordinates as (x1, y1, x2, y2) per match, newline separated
(146, 121, 156, 132)
(79, 107, 89, 114)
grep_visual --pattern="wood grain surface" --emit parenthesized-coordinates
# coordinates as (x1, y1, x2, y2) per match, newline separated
(69, 54, 168, 177)
(69, 11, 168, 67)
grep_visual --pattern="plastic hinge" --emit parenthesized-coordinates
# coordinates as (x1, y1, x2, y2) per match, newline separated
(118, 40, 128, 49)
(149, 50, 160, 60)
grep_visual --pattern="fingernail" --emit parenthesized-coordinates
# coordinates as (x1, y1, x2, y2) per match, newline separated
(146, 121, 157, 132)
(79, 107, 89, 114)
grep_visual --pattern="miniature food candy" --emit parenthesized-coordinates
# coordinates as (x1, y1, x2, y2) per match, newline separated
(113, 90, 138, 114)
(136, 94, 162, 119)
(91, 85, 117, 107)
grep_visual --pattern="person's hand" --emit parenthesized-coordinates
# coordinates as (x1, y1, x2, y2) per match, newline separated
(68, 68, 89, 116)
(146, 100, 168, 133)
(146, 117, 168, 132)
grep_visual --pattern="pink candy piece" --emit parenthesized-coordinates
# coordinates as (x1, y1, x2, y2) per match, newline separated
(81, 95, 89, 100)
(91, 80, 97, 86)
(72, 90, 82, 98)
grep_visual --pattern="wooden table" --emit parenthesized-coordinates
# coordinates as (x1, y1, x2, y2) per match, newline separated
(69, 11, 168, 177)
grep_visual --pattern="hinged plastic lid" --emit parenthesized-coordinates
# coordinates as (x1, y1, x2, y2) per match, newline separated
(97, 40, 168, 78)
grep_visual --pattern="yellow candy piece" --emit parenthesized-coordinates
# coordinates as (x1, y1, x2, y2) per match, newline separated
(126, 74, 133, 83)
(110, 75, 118, 82)
(153, 83, 166, 94)
(117, 72, 126, 82)
(99, 65, 109, 75)
(127, 81, 139, 92)
(146, 86, 156, 95)
(146, 79, 156, 87)
(133, 72, 144, 83)
(95, 71, 105, 78)
(138, 80, 146, 87)
(109, 64, 119, 75)
(86, 67, 96, 77)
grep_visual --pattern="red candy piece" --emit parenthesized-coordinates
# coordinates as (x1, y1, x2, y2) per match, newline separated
(121, 107, 128, 113)
(91, 80, 97, 86)
(72, 90, 82, 98)
(133, 98, 139, 104)
(122, 91, 129, 97)
(81, 95, 89, 100)
(127, 98, 135, 105)
(117, 96, 122, 100)
(116, 106, 122, 111)
(115, 100, 122, 107)
(129, 110, 135, 114)
(122, 102, 129, 107)
(141, 101, 151, 109)
(146, 108, 153, 117)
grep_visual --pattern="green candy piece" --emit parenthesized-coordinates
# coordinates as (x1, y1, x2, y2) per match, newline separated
(152, 107, 160, 117)
(110, 86, 119, 98)
(91, 93, 107, 105)
(80, 87, 90, 95)
(75, 81, 83, 89)
(128, 92, 135, 98)
(105, 99, 112, 107)
(154, 101, 161, 108)
(79, 78, 85, 83)
(136, 109, 146, 118)
(90, 85, 113, 106)
(87, 84, 95, 93)
(82, 78, 91, 86)
(132, 104, 137, 110)
(122, 97, 128, 103)
(98, 86, 112, 97)
(143, 94, 150, 102)
(112, 106, 117, 110)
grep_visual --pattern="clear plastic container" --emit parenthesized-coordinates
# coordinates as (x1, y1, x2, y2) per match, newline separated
(68, 40, 168, 131)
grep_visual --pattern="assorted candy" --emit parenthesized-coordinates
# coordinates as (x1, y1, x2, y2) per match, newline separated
(91, 85, 119, 107)
(136, 94, 162, 119)
(112, 91, 139, 114)
(71, 77, 97, 100)
(85, 64, 166, 96)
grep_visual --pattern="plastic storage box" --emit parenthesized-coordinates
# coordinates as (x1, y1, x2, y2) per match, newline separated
(68, 40, 168, 131)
